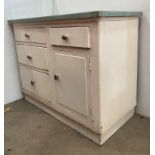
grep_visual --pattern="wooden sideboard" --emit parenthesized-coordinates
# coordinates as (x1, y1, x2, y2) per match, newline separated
(9, 11, 141, 145)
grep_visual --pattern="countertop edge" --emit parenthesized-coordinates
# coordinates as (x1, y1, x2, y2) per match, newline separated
(8, 11, 142, 24)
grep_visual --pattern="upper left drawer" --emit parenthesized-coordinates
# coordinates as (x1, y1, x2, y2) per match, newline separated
(14, 28, 48, 44)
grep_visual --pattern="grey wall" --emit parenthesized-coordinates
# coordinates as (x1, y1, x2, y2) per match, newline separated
(4, 0, 53, 104)
(4, 0, 150, 117)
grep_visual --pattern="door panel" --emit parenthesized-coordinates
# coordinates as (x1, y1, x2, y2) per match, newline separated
(54, 52, 88, 116)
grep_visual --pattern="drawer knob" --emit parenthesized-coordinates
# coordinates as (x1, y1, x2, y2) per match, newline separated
(25, 33, 30, 38)
(27, 55, 32, 60)
(61, 35, 68, 41)
(30, 80, 35, 86)
(54, 74, 59, 80)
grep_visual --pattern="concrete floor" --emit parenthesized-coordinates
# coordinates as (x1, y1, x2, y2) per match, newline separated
(5, 99, 149, 155)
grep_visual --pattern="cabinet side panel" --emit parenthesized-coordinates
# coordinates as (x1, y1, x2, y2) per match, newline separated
(99, 18, 139, 133)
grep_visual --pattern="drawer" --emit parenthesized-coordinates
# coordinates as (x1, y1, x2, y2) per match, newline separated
(16, 44, 48, 70)
(14, 28, 48, 43)
(20, 66, 51, 102)
(49, 27, 90, 48)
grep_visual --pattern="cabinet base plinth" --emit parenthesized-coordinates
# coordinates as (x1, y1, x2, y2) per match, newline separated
(25, 95, 134, 145)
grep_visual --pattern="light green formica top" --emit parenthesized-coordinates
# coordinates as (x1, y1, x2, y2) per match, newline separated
(8, 11, 142, 23)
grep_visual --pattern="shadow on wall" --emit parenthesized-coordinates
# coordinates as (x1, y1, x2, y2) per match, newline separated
(136, 14, 150, 117)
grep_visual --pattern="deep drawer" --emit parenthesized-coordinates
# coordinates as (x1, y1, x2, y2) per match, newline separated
(19, 66, 51, 102)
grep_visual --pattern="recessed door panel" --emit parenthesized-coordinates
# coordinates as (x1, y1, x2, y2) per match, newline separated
(54, 52, 88, 116)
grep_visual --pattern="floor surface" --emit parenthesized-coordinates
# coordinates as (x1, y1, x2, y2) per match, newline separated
(5, 99, 150, 155)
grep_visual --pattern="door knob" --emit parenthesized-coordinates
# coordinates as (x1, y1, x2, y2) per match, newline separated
(25, 33, 30, 38)
(30, 80, 35, 86)
(27, 55, 32, 60)
(61, 35, 68, 41)
(54, 74, 59, 80)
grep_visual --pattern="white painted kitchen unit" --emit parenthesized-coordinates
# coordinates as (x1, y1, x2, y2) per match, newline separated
(9, 11, 142, 145)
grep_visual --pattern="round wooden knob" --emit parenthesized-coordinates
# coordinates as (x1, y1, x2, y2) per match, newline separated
(30, 80, 35, 86)
(61, 35, 68, 40)
(54, 74, 59, 80)
(25, 33, 30, 38)
(27, 55, 32, 60)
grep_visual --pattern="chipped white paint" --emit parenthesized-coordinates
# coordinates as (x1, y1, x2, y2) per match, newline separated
(11, 15, 139, 144)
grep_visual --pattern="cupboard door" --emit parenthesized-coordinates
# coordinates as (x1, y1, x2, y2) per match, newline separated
(54, 52, 89, 116)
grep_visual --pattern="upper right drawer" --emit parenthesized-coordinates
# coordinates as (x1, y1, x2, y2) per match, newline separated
(49, 27, 90, 48)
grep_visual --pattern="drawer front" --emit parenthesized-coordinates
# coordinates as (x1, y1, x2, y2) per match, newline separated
(14, 28, 48, 43)
(20, 66, 51, 101)
(49, 27, 90, 48)
(16, 44, 48, 70)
